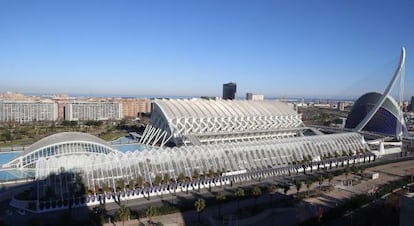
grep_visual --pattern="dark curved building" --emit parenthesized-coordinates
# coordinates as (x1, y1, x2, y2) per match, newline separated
(345, 92, 408, 137)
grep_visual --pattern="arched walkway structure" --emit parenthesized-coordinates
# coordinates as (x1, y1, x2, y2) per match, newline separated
(35, 132, 369, 192)
(4, 132, 120, 169)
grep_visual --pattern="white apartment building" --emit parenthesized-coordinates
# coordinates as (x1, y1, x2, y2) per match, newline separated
(64, 102, 122, 121)
(246, 93, 264, 101)
(0, 100, 58, 122)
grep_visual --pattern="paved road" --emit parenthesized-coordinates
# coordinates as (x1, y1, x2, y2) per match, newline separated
(101, 159, 414, 226)
(1, 157, 414, 226)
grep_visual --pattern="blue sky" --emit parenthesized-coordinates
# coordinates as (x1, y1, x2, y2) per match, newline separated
(0, 0, 413, 99)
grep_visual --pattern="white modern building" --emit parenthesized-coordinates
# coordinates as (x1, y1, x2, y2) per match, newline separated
(143, 99, 304, 146)
(0, 100, 58, 123)
(32, 132, 370, 188)
(64, 102, 122, 121)
(246, 93, 264, 101)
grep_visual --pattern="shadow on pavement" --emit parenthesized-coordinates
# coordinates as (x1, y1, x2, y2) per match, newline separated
(0, 171, 102, 226)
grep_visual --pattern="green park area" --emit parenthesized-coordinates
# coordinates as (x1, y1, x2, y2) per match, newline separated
(0, 120, 138, 148)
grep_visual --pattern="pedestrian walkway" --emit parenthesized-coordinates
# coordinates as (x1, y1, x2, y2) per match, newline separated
(103, 160, 414, 226)
(305, 160, 414, 208)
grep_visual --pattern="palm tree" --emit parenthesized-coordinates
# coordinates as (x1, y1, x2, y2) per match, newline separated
(127, 178, 134, 191)
(193, 169, 200, 180)
(102, 183, 110, 205)
(234, 188, 245, 210)
(318, 175, 324, 190)
(344, 166, 350, 186)
(136, 176, 144, 188)
(177, 172, 185, 183)
(116, 178, 125, 191)
(102, 182, 110, 194)
(207, 169, 214, 178)
(283, 184, 290, 198)
(251, 186, 262, 206)
(117, 204, 130, 226)
(359, 167, 365, 177)
(305, 180, 313, 198)
(328, 173, 334, 186)
(192, 169, 201, 192)
(216, 192, 226, 217)
(352, 166, 359, 175)
(146, 205, 157, 223)
(295, 181, 302, 198)
(194, 198, 206, 222)
(153, 174, 162, 186)
(163, 173, 171, 184)
(267, 184, 277, 203)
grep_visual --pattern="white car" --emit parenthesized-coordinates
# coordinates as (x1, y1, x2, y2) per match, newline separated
(16, 209, 26, 215)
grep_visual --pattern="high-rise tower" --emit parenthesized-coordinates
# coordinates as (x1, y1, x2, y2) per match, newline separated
(223, 82, 237, 100)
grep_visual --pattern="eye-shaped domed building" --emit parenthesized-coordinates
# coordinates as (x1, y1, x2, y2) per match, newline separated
(345, 92, 408, 137)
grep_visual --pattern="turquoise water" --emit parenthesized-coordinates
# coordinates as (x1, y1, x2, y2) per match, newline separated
(111, 136, 149, 152)
(0, 152, 20, 165)
(113, 143, 147, 152)
(0, 169, 34, 181)
(110, 136, 137, 145)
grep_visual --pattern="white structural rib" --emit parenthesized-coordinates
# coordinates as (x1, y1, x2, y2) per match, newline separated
(355, 47, 406, 132)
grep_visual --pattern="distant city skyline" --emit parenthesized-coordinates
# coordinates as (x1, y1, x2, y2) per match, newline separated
(1, 0, 413, 99)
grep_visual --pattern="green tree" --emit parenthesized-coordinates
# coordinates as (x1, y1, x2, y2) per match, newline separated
(177, 172, 186, 183)
(216, 192, 226, 217)
(163, 173, 171, 184)
(116, 179, 125, 191)
(251, 186, 262, 206)
(117, 204, 130, 226)
(318, 175, 324, 190)
(344, 166, 350, 185)
(128, 178, 134, 190)
(267, 184, 277, 202)
(351, 166, 359, 175)
(305, 180, 313, 198)
(146, 205, 157, 223)
(48, 123, 56, 132)
(153, 174, 162, 186)
(234, 188, 245, 210)
(136, 176, 144, 188)
(295, 181, 302, 197)
(328, 173, 334, 186)
(194, 198, 206, 222)
(1, 129, 11, 141)
(207, 169, 214, 178)
(359, 167, 365, 176)
(193, 169, 200, 180)
(100, 183, 110, 205)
